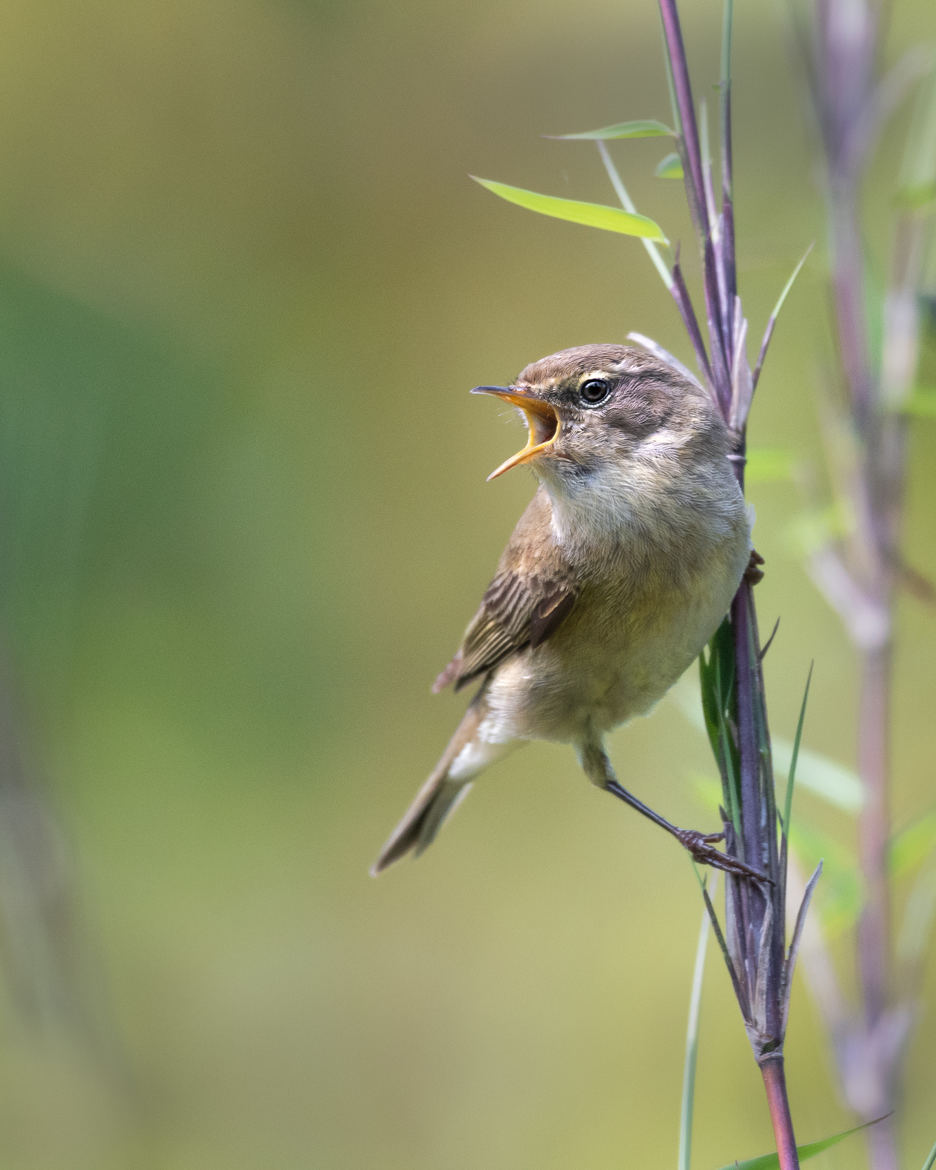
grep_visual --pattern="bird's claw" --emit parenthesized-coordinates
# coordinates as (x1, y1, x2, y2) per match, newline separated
(675, 828, 771, 883)
(744, 549, 765, 586)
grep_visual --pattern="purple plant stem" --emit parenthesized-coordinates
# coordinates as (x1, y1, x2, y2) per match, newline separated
(657, 2, 803, 1163)
(659, 0, 709, 236)
(805, 4, 924, 1161)
(858, 642, 891, 1027)
(762, 1056, 801, 1170)
(829, 196, 875, 427)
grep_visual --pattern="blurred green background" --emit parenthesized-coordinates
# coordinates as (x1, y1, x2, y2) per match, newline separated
(0, 0, 932, 1167)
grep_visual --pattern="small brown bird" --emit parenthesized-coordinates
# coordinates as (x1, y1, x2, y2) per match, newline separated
(372, 344, 751, 876)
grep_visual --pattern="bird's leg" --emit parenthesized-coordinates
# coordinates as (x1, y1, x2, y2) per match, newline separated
(577, 740, 768, 882)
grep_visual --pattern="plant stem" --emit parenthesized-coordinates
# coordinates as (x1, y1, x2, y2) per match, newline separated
(760, 1055, 801, 1170)
(857, 639, 892, 1030)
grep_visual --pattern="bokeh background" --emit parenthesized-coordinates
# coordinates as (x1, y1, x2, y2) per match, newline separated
(0, 0, 932, 1167)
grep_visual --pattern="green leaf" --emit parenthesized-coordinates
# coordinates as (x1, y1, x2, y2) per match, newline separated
(788, 820, 861, 935)
(902, 388, 936, 417)
(550, 119, 675, 140)
(679, 901, 712, 1170)
(897, 869, 936, 970)
(655, 151, 684, 179)
(894, 181, 936, 211)
(471, 177, 668, 242)
(715, 1117, 885, 1169)
(898, 66, 936, 209)
(921, 1134, 936, 1170)
(677, 677, 861, 814)
(783, 665, 812, 837)
(890, 807, 936, 877)
(773, 737, 863, 813)
(752, 244, 814, 391)
(745, 447, 796, 483)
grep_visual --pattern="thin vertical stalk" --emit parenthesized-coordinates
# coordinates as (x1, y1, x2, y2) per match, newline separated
(658, 0, 709, 236)
(857, 640, 892, 1028)
(761, 1057, 801, 1170)
(656, 2, 805, 1165)
(795, 5, 934, 1166)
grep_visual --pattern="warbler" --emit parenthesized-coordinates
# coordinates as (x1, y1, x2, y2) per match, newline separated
(372, 344, 751, 876)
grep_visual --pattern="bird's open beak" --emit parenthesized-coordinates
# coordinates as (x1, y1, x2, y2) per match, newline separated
(470, 385, 561, 481)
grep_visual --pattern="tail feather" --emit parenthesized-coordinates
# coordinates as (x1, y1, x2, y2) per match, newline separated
(371, 699, 514, 875)
(369, 776, 472, 876)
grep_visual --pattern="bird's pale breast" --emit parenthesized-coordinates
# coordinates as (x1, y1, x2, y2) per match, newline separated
(483, 521, 749, 745)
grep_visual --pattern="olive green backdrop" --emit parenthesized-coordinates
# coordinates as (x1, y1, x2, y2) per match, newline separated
(0, 0, 932, 1167)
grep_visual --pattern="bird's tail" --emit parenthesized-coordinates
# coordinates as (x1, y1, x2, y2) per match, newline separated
(370, 699, 513, 875)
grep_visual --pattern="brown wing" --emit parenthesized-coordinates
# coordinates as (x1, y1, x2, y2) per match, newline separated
(433, 489, 578, 693)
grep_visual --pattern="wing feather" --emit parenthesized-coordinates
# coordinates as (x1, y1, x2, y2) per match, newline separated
(433, 489, 578, 692)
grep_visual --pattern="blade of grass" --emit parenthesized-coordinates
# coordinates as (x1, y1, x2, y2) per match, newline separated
(695, 869, 748, 1017)
(627, 332, 702, 389)
(783, 665, 813, 835)
(782, 862, 822, 1034)
(679, 894, 714, 1170)
(549, 119, 675, 139)
(752, 246, 814, 390)
(595, 141, 674, 290)
(715, 1116, 888, 1169)
(719, 0, 736, 294)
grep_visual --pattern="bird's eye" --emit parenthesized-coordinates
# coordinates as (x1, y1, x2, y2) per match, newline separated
(579, 378, 610, 405)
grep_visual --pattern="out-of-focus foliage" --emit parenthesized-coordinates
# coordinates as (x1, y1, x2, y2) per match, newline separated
(0, 1, 932, 1168)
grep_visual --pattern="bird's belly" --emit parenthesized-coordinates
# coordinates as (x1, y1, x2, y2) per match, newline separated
(485, 558, 742, 745)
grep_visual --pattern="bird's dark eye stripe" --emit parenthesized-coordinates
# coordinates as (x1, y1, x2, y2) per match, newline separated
(579, 378, 610, 405)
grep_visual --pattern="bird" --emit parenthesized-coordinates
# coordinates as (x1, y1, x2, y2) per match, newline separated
(371, 343, 752, 877)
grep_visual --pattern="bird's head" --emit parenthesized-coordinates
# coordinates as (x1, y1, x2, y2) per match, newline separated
(472, 344, 729, 493)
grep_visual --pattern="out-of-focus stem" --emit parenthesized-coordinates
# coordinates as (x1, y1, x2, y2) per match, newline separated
(828, 194, 874, 428)
(820, 53, 910, 1164)
(857, 639, 892, 1030)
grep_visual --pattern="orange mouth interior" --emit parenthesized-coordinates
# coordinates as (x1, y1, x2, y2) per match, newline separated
(479, 390, 560, 480)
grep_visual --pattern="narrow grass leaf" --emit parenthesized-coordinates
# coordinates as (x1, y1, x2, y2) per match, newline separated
(773, 737, 863, 813)
(720, 0, 735, 200)
(898, 64, 936, 207)
(788, 820, 862, 934)
(895, 182, 936, 210)
(627, 332, 701, 389)
(890, 807, 936, 876)
(897, 869, 936, 970)
(679, 897, 713, 1170)
(676, 681, 861, 812)
(550, 119, 675, 139)
(782, 862, 822, 1031)
(752, 245, 814, 390)
(596, 141, 674, 290)
(920, 1134, 936, 1170)
(471, 177, 668, 241)
(714, 1116, 887, 1169)
(782, 665, 812, 836)
(656, 151, 684, 178)
(695, 870, 746, 1013)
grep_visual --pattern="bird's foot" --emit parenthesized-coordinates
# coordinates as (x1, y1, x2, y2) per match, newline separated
(674, 827, 771, 883)
(744, 549, 765, 586)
